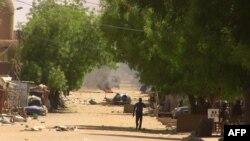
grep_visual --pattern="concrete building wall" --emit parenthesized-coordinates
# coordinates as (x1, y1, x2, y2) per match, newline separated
(0, 0, 14, 40)
(0, 0, 17, 76)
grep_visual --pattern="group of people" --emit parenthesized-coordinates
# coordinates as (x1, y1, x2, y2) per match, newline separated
(220, 100, 243, 125)
(133, 98, 243, 131)
(220, 100, 243, 136)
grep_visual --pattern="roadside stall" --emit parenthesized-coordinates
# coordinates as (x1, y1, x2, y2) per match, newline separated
(0, 76, 30, 123)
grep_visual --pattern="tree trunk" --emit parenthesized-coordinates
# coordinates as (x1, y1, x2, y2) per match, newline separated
(198, 97, 207, 114)
(54, 90, 59, 109)
(49, 90, 60, 112)
(244, 88, 250, 124)
(63, 90, 69, 96)
(189, 95, 210, 114)
(188, 95, 198, 114)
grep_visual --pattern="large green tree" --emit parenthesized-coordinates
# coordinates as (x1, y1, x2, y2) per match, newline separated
(186, 0, 250, 123)
(21, 0, 114, 110)
(100, 0, 208, 97)
(100, 0, 250, 120)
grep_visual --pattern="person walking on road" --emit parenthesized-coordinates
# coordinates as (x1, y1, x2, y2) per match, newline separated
(133, 98, 146, 130)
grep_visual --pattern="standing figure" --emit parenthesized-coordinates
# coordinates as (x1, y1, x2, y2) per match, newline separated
(220, 102, 230, 136)
(231, 100, 242, 124)
(133, 98, 146, 130)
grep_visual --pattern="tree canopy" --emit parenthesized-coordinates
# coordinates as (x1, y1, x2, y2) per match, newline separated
(100, 0, 250, 98)
(0, 0, 4, 9)
(20, 0, 114, 91)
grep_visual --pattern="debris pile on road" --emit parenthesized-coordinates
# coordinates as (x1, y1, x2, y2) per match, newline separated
(0, 113, 27, 125)
(112, 93, 131, 105)
(22, 124, 79, 132)
(13, 114, 26, 122)
(29, 126, 46, 131)
(0, 116, 12, 124)
(54, 125, 78, 131)
(64, 96, 98, 106)
(89, 99, 97, 105)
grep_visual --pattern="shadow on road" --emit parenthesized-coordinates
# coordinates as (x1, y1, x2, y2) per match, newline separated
(85, 133, 181, 140)
(76, 125, 176, 135)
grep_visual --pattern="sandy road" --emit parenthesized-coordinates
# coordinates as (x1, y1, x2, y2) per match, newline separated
(0, 87, 186, 141)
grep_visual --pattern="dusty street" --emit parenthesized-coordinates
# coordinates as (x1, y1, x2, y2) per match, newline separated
(1, 85, 189, 141)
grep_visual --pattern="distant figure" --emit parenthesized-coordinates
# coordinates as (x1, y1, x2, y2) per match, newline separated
(231, 100, 242, 124)
(220, 102, 230, 136)
(179, 99, 183, 107)
(133, 98, 146, 130)
(211, 111, 215, 118)
(220, 103, 230, 123)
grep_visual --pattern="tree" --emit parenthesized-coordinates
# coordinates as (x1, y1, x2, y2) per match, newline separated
(0, 0, 4, 9)
(100, 0, 205, 97)
(187, 0, 250, 123)
(21, 0, 114, 110)
(100, 0, 250, 118)
(0, 0, 5, 24)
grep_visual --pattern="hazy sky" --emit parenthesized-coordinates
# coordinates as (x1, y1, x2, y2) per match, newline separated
(13, 0, 100, 29)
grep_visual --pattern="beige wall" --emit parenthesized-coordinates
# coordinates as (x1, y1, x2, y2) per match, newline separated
(0, 0, 14, 40)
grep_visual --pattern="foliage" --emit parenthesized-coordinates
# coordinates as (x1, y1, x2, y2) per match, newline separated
(21, 0, 114, 91)
(20, 61, 42, 83)
(100, 0, 250, 100)
(48, 65, 67, 91)
(100, 0, 197, 94)
(0, 0, 4, 9)
(0, 0, 5, 24)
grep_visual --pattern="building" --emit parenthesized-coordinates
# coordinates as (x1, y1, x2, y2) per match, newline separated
(0, 0, 19, 113)
(0, 0, 19, 76)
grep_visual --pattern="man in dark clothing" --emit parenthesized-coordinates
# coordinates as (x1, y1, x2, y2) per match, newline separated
(133, 98, 146, 130)
(231, 100, 242, 124)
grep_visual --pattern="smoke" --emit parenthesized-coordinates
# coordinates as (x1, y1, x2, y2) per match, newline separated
(83, 63, 140, 90)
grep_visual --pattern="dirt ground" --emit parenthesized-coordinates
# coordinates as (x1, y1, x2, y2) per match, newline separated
(0, 85, 206, 141)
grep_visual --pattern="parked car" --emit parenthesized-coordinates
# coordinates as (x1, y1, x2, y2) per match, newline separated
(171, 106, 189, 118)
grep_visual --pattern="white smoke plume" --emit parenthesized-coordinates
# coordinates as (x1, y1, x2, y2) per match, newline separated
(83, 63, 140, 90)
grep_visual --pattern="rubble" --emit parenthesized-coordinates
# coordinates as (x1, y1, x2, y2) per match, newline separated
(89, 99, 97, 105)
(64, 96, 99, 106)
(0, 116, 12, 124)
(13, 114, 26, 122)
(23, 125, 46, 131)
(104, 97, 112, 104)
(31, 126, 46, 131)
(54, 125, 78, 131)
(112, 93, 131, 105)
(22, 125, 79, 132)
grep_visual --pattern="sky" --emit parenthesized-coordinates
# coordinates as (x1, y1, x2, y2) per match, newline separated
(13, 0, 100, 29)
